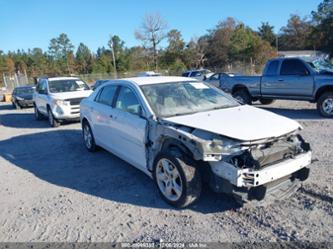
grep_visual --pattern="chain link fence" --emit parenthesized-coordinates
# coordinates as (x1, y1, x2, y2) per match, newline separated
(2, 71, 31, 92)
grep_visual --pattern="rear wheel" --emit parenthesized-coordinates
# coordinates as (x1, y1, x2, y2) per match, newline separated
(82, 121, 97, 152)
(259, 98, 275, 105)
(48, 108, 60, 127)
(153, 149, 202, 208)
(233, 89, 252, 105)
(317, 91, 333, 117)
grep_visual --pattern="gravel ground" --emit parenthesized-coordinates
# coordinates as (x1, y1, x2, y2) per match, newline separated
(0, 100, 332, 242)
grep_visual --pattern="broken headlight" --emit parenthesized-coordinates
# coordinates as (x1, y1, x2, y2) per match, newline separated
(220, 138, 243, 155)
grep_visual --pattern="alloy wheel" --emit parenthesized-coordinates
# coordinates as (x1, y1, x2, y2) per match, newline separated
(156, 158, 183, 201)
(83, 124, 92, 149)
(322, 98, 333, 115)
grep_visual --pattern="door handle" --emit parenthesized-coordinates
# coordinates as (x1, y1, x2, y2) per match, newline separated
(278, 79, 284, 82)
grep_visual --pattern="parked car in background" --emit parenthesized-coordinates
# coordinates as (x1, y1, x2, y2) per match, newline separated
(11, 86, 35, 109)
(137, 71, 161, 77)
(92, 79, 108, 90)
(220, 57, 333, 117)
(80, 76, 311, 208)
(204, 72, 239, 88)
(182, 69, 212, 81)
(33, 77, 93, 127)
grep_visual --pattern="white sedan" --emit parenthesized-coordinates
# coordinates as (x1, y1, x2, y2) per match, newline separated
(80, 76, 312, 208)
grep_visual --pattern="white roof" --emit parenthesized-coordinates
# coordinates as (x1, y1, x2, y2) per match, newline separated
(48, 77, 79, 81)
(120, 76, 197, 86)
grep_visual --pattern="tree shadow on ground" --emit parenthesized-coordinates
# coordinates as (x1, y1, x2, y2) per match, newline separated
(0, 129, 240, 213)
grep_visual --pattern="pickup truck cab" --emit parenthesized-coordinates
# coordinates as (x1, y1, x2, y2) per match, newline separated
(33, 77, 93, 127)
(221, 57, 333, 117)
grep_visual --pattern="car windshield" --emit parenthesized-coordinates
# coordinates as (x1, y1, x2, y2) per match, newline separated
(141, 81, 239, 117)
(308, 59, 333, 72)
(15, 87, 34, 94)
(48, 79, 90, 93)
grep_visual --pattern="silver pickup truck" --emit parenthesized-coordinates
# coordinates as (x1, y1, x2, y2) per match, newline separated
(220, 57, 333, 117)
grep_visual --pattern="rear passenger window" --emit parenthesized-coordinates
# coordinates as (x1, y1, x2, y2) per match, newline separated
(95, 85, 117, 106)
(265, 61, 279, 75)
(280, 59, 309, 75)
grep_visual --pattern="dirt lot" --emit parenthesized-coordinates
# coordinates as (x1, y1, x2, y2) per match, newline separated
(0, 100, 332, 242)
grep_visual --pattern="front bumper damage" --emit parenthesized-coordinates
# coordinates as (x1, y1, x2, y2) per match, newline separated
(207, 135, 312, 203)
(150, 121, 312, 203)
(210, 151, 311, 188)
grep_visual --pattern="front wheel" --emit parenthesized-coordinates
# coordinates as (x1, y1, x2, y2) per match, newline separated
(233, 89, 252, 105)
(153, 150, 202, 208)
(48, 108, 60, 127)
(317, 91, 333, 117)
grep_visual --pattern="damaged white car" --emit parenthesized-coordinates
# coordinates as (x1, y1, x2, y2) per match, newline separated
(80, 76, 312, 208)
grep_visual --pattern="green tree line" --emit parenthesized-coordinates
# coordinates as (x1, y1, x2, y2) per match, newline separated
(0, 0, 332, 85)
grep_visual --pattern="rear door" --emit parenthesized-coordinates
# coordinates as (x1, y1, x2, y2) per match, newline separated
(261, 59, 314, 97)
(90, 85, 118, 150)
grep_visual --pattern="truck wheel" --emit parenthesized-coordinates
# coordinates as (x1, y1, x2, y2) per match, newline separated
(47, 108, 60, 127)
(259, 98, 275, 105)
(317, 91, 333, 117)
(34, 105, 43, 120)
(82, 121, 97, 152)
(153, 149, 202, 208)
(233, 89, 252, 105)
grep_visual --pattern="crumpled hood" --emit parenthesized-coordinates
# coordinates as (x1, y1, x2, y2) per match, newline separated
(163, 105, 301, 141)
(49, 90, 93, 100)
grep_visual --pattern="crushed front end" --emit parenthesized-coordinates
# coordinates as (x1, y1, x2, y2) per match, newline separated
(208, 133, 312, 203)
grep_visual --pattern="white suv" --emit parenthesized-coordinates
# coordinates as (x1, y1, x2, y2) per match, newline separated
(33, 77, 93, 127)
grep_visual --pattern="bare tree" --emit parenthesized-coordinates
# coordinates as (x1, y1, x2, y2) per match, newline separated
(135, 12, 168, 70)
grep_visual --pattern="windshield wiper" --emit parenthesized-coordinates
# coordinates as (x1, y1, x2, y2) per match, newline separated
(165, 110, 199, 117)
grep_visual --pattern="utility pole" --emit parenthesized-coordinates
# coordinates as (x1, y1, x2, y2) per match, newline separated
(109, 37, 118, 79)
(276, 34, 279, 54)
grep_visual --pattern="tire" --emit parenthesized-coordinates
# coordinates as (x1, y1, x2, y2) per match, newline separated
(259, 98, 275, 105)
(153, 149, 202, 208)
(47, 107, 60, 127)
(233, 89, 252, 105)
(14, 101, 21, 109)
(82, 121, 97, 152)
(317, 91, 333, 117)
(34, 105, 43, 120)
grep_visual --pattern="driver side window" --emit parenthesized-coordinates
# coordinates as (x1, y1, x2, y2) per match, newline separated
(115, 87, 142, 116)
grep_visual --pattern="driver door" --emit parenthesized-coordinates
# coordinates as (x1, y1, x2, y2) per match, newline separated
(109, 86, 147, 171)
(35, 80, 48, 115)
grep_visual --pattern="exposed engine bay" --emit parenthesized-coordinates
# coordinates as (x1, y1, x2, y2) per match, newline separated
(147, 121, 311, 203)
